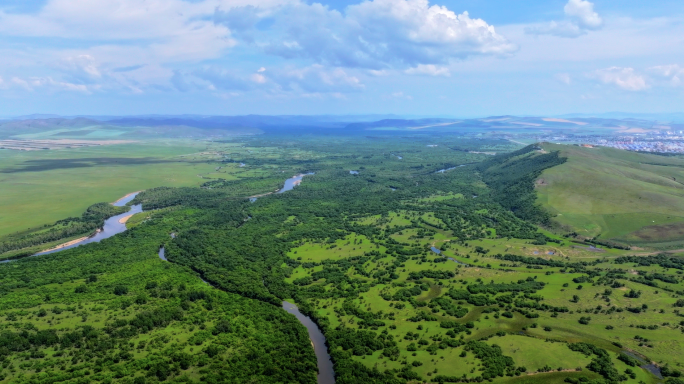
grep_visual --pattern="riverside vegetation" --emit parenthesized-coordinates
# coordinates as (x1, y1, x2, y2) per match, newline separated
(1, 134, 683, 384)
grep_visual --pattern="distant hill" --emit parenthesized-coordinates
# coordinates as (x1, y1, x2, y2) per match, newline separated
(0, 117, 262, 140)
(0, 115, 401, 139)
(536, 143, 684, 248)
(0, 114, 672, 140)
(0, 118, 103, 139)
(345, 115, 661, 133)
(559, 112, 684, 122)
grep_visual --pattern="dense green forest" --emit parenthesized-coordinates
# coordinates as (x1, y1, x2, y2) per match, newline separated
(0, 206, 317, 384)
(1, 136, 682, 384)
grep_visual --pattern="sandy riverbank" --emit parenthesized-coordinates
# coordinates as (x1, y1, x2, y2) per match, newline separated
(38, 229, 101, 253)
(118, 214, 134, 224)
(112, 191, 141, 205)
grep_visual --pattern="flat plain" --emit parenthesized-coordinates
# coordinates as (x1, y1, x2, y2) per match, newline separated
(0, 140, 239, 236)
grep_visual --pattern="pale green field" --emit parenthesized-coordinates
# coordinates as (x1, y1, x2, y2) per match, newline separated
(0, 140, 237, 236)
(537, 144, 684, 246)
(497, 335, 592, 371)
(287, 233, 381, 264)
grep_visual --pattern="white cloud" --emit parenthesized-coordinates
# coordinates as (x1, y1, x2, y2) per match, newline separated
(564, 0, 602, 29)
(169, 64, 364, 95)
(251, 73, 267, 84)
(0, 0, 236, 69)
(35, 77, 92, 93)
(4, 75, 93, 93)
(386, 91, 412, 100)
(405, 64, 450, 77)
(556, 73, 572, 85)
(11, 77, 32, 91)
(526, 21, 584, 38)
(0, 0, 216, 39)
(215, 0, 516, 70)
(526, 0, 602, 38)
(649, 64, 684, 86)
(191, 67, 253, 92)
(270, 65, 365, 93)
(0, 0, 513, 99)
(54, 55, 102, 84)
(590, 67, 648, 91)
(368, 69, 391, 77)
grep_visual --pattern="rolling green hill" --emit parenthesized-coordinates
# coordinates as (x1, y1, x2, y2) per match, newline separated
(536, 143, 684, 248)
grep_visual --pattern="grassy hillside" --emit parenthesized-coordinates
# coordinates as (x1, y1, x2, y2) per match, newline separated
(536, 143, 684, 248)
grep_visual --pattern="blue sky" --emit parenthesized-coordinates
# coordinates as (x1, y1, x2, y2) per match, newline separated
(0, 0, 683, 117)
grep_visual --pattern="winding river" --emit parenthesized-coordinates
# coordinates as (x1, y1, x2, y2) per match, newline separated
(434, 163, 478, 173)
(5, 176, 336, 383)
(278, 173, 314, 193)
(35, 193, 142, 256)
(249, 173, 314, 203)
(283, 301, 335, 384)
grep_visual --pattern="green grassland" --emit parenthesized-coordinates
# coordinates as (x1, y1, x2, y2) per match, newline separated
(537, 144, 684, 248)
(0, 140, 220, 236)
(2, 134, 684, 384)
(0, 139, 324, 254)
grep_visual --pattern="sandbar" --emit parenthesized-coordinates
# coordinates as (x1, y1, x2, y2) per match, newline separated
(112, 191, 142, 205)
(119, 214, 134, 224)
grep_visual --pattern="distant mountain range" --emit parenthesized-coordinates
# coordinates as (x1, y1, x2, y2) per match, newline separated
(6, 112, 684, 122)
(559, 112, 684, 122)
(1, 114, 682, 140)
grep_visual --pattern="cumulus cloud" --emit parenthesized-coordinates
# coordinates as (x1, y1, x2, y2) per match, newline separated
(590, 67, 648, 91)
(564, 0, 602, 29)
(526, 0, 602, 38)
(215, 0, 516, 70)
(0, 0, 514, 99)
(405, 64, 450, 77)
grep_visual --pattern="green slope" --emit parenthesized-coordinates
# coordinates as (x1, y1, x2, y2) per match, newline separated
(537, 143, 684, 247)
